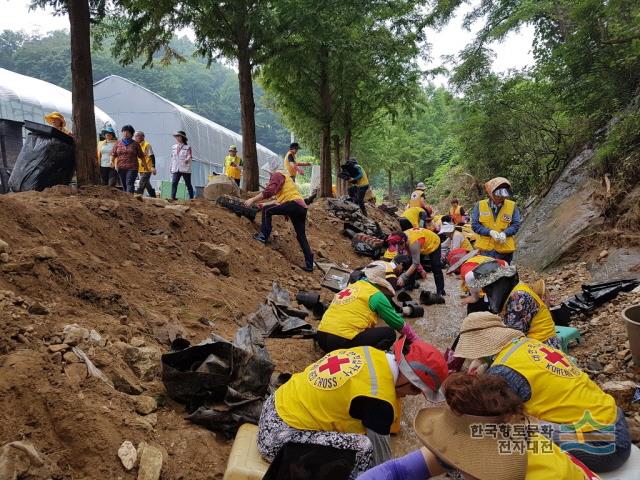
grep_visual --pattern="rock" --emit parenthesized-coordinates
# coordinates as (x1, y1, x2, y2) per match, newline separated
(137, 443, 163, 480)
(135, 395, 157, 415)
(142, 413, 158, 428)
(124, 345, 161, 381)
(63, 351, 82, 363)
(165, 204, 190, 215)
(586, 359, 603, 372)
(1, 262, 34, 273)
(118, 440, 137, 471)
(48, 343, 69, 353)
(0, 239, 9, 254)
(109, 365, 144, 395)
(203, 175, 240, 201)
(0, 252, 9, 263)
(603, 363, 617, 374)
(63, 324, 89, 346)
(88, 329, 106, 347)
(0, 441, 44, 480)
(130, 242, 141, 252)
(142, 197, 169, 208)
(599, 249, 609, 259)
(193, 242, 230, 275)
(28, 303, 49, 315)
(601, 380, 638, 407)
(130, 336, 146, 348)
(64, 363, 87, 384)
(617, 349, 630, 359)
(33, 246, 57, 260)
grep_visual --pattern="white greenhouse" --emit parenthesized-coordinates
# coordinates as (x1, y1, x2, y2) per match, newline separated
(93, 75, 281, 188)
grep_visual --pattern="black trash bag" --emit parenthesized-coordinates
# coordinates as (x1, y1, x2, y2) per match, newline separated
(187, 399, 264, 439)
(9, 121, 74, 192)
(558, 278, 639, 317)
(352, 238, 381, 258)
(263, 443, 357, 480)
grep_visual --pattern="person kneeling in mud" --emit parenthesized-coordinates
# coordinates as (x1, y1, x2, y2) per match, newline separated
(257, 336, 448, 479)
(316, 263, 419, 353)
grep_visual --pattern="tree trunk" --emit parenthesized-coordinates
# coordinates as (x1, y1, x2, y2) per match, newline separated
(68, 0, 98, 185)
(237, 42, 258, 191)
(387, 169, 393, 202)
(340, 106, 352, 197)
(332, 134, 341, 197)
(318, 46, 332, 197)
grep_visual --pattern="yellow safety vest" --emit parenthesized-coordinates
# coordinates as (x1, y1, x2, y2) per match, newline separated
(474, 199, 517, 253)
(275, 174, 304, 204)
(354, 166, 369, 187)
(526, 434, 598, 479)
(284, 150, 298, 177)
(400, 207, 425, 228)
(493, 339, 617, 429)
(505, 283, 556, 343)
(137, 140, 154, 173)
(405, 228, 440, 255)
(224, 155, 242, 180)
(408, 190, 425, 208)
(318, 280, 380, 340)
(275, 346, 398, 434)
(449, 205, 463, 224)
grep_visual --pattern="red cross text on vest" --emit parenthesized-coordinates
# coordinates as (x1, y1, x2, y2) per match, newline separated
(539, 347, 569, 367)
(319, 355, 351, 375)
(338, 289, 352, 299)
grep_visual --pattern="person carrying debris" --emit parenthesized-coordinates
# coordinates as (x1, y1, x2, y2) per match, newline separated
(244, 159, 314, 272)
(398, 227, 446, 297)
(448, 198, 465, 225)
(359, 372, 602, 480)
(257, 336, 448, 479)
(451, 312, 631, 473)
(399, 206, 432, 230)
(408, 182, 428, 210)
(134, 131, 157, 198)
(44, 111, 72, 136)
(224, 144, 242, 186)
(345, 158, 370, 217)
(472, 177, 522, 263)
(467, 260, 561, 348)
(316, 263, 419, 353)
(283, 142, 311, 182)
(111, 124, 145, 194)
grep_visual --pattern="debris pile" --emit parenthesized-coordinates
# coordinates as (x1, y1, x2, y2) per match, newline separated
(327, 198, 387, 239)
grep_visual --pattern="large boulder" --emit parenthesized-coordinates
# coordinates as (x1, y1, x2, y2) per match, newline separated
(193, 242, 231, 275)
(203, 175, 240, 201)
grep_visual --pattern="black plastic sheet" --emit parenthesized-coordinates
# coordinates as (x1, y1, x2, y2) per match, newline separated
(263, 443, 356, 480)
(557, 278, 639, 321)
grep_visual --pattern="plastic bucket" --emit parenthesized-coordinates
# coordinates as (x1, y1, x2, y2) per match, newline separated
(295, 291, 320, 309)
(622, 305, 640, 367)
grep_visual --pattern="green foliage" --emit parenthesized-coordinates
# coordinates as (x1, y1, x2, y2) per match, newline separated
(0, 30, 290, 153)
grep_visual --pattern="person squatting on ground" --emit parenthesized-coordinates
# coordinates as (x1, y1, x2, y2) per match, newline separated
(96, 126, 117, 187)
(398, 227, 445, 297)
(452, 312, 631, 473)
(111, 124, 145, 193)
(359, 372, 602, 480)
(257, 336, 448, 479)
(134, 131, 157, 197)
(316, 262, 419, 353)
(169, 130, 194, 200)
(244, 159, 314, 272)
(466, 260, 561, 348)
(472, 177, 522, 263)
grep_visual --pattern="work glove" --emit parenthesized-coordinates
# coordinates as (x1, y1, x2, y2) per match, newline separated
(400, 324, 419, 343)
(489, 230, 501, 240)
(497, 232, 507, 244)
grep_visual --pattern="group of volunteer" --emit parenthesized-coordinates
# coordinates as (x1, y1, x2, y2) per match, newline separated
(253, 175, 632, 480)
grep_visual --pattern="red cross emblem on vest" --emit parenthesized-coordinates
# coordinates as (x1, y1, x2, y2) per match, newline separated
(337, 288, 352, 299)
(539, 347, 569, 367)
(318, 355, 351, 375)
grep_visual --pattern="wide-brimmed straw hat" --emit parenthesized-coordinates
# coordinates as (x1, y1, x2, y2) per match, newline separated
(454, 312, 523, 359)
(173, 130, 188, 141)
(44, 111, 66, 127)
(485, 177, 511, 196)
(414, 407, 527, 480)
(362, 263, 396, 297)
(466, 261, 517, 290)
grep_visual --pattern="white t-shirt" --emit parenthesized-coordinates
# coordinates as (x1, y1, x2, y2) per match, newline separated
(99, 141, 116, 167)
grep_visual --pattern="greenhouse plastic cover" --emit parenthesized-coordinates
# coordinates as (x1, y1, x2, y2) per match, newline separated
(0, 68, 115, 133)
(94, 75, 281, 188)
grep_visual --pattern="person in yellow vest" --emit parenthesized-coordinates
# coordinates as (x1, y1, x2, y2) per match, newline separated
(244, 159, 314, 272)
(344, 158, 370, 217)
(453, 312, 631, 473)
(257, 336, 449, 478)
(133, 131, 157, 197)
(408, 182, 428, 209)
(448, 198, 465, 225)
(283, 142, 311, 182)
(316, 263, 419, 353)
(472, 177, 522, 263)
(224, 144, 242, 186)
(399, 206, 429, 230)
(439, 222, 472, 252)
(360, 371, 603, 480)
(398, 228, 445, 297)
(467, 260, 560, 348)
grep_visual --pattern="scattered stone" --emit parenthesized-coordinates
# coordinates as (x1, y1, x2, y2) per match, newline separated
(124, 345, 161, 381)
(28, 303, 49, 315)
(48, 343, 69, 353)
(586, 359, 603, 372)
(0, 441, 44, 480)
(0, 252, 9, 263)
(1, 262, 34, 273)
(63, 351, 82, 363)
(121, 260, 135, 267)
(109, 365, 144, 395)
(617, 349, 630, 359)
(63, 324, 90, 346)
(0, 239, 9, 254)
(33, 246, 57, 261)
(118, 440, 137, 471)
(130, 242, 141, 252)
(142, 197, 169, 208)
(130, 336, 146, 348)
(601, 380, 638, 407)
(137, 443, 163, 480)
(165, 204, 190, 215)
(64, 363, 88, 384)
(193, 242, 230, 275)
(142, 413, 158, 428)
(603, 363, 617, 374)
(135, 395, 157, 415)
(88, 329, 105, 347)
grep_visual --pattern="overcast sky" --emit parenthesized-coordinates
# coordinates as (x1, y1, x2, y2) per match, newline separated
(1, 0, 534, 87)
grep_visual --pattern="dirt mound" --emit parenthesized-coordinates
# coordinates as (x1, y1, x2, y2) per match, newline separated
(0, 186, 392, 479)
